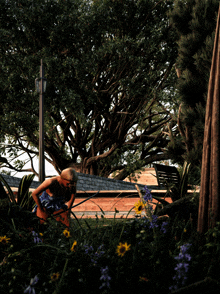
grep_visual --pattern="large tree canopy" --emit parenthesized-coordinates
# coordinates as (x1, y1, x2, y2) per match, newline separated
(0, 0, 178, 179)
(168, 0, 219, 173)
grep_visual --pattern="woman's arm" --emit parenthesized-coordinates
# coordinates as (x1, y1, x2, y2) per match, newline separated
(65, 182, 77, 210)
(32, 178, 53, 220)
(66, 192, 76, 211)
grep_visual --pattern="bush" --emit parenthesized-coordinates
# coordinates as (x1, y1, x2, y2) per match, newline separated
(1, 188, 220, 294)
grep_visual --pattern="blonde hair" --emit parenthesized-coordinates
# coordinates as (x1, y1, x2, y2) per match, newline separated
(61, 168, 78, 182)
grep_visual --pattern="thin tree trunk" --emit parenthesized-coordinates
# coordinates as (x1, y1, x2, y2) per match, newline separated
(197, 5, 220, 233)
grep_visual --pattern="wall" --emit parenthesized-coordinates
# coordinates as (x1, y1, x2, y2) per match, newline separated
(0, 172, 146, 192)
(0, 172, 149, 218)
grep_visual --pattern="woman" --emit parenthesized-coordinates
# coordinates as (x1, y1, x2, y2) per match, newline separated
(32, 168, 78, 227)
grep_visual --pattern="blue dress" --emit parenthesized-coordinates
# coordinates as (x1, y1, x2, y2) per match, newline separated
(33, 190, 68, 214)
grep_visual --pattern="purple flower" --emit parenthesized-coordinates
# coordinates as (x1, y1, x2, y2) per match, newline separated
(85, 244, 105, 266)
(91, 258, 97, 264)
(32, 231, 42, 244)
(160, 221, 168, 234)
(180, 243, 192, 254)
(97, 244, 105, 255)
(99, 266, 111, 289)
(84, 245, 93, 254)
(174, 262, 189, 272)
(184, 254, 191, 262)
(175, 253, 191, 262)
(169, 284, 178, 291)
(169, 243, 192, 292)
(24, 275, 39, 294)
(148, 215, 158, 229)
(143, 186, 152, 202)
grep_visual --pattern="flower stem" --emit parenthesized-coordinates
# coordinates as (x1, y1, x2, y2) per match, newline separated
(53, 258, 69, 294)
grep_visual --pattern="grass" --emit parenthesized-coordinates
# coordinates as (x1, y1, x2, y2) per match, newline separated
(70, 215, 128, 229)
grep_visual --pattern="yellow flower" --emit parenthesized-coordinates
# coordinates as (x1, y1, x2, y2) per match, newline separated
(70, 240, 77, 252)
(63, 229, 71, 238)
(116, 242, 131, 257)
(0, 236, 11, 245)
(50, 272, 60, 282)
(39, 233, 44, 237)
(134, 200, 145, 214)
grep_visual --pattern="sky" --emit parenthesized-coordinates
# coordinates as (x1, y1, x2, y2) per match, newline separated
(1, 156, 57, 180)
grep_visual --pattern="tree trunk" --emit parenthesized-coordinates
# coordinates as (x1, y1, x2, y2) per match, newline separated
(197, 5, 220, 234)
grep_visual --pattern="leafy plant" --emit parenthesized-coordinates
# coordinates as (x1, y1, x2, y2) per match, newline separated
(150, 162, 199, 222)
(0, 174, 35, 210)
(1, 190, 220, 294)
(163, 161, 192, 202)
(0, 180, 8, 200)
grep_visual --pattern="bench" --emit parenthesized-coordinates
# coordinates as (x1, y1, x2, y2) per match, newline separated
(153, 163, 199, 202)
(153, 163, 185, 202)
(153, 164, 180, 188)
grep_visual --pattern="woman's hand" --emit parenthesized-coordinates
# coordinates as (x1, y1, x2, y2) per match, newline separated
(53, 209, 70, 227)
(36, 207, 50, 223)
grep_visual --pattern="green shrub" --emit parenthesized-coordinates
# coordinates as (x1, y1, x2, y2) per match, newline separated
(0, 186, 220, 294)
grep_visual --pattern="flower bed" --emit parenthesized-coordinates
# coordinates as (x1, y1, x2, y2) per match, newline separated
(1, 188, 220, 294)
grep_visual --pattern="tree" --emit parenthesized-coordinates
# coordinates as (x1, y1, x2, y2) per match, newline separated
(0, 0, 178, 179)
(168, 0, 219, 179)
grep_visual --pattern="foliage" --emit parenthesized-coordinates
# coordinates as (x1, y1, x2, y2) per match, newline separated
(0, 0, 178, 179)
(0, 174, 35, 210)
(168, 0, 219, 169)
(0, 202, 175, 294)
(0, 180, 8, 200)
(166, 161, 191, 202)
(1, 185, 220, 293)
(147, 163, 199, 224)
(150, 162, 192, 205)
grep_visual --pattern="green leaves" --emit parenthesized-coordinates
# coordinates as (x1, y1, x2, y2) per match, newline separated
(168, 0, 219, 170)
(0, 0, 178, 178)
(0, 174, 16, 204)
(17, 174, 35, 210)
(0, 174, 35, 210)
